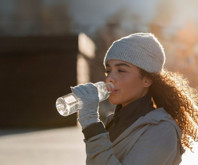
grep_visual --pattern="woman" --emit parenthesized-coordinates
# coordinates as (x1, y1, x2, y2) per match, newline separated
(71, 33, 198, 165)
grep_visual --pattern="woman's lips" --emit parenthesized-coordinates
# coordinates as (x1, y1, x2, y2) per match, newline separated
(110, 89, 119, 95)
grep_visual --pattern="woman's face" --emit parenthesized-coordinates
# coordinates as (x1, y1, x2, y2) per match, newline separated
(105, 59, 152, 106)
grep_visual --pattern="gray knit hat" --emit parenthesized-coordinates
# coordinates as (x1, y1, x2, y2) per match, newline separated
(103, 33, 166, 73)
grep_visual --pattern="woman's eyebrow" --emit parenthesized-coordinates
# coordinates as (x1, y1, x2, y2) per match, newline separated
(106, 63, 131, 68)
(115, 63, 131, 67)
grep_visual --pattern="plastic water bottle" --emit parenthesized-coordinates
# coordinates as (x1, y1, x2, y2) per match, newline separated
(56, 81, 113, 116)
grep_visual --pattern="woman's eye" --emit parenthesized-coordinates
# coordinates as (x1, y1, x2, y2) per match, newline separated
(105, 70, 110, 76)
(105, 69, 126, 76)
(118, 69, 126, 73)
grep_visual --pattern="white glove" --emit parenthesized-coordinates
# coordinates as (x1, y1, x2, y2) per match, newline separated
(71, 83, 100, 129)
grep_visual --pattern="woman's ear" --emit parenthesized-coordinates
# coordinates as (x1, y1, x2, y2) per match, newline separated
(143, 78, 152, 88)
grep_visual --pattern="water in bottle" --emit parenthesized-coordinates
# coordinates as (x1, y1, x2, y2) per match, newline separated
(56, 81, 113, 116)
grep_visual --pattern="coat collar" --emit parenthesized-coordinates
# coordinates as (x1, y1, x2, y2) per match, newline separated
(112, 108, 182, 145)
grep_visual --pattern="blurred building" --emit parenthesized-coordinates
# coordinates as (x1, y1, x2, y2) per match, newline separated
(1, 0, 198, 37)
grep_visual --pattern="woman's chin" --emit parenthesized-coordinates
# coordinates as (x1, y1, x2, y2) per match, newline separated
(109, 97, 122, 105)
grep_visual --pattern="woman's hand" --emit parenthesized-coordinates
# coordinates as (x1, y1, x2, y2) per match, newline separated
(71, 83, 100, 129)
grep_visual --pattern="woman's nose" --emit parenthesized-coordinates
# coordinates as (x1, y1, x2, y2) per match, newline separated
(105, 73, 116, 84)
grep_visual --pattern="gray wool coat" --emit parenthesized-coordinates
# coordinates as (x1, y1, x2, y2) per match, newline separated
(84, 108, 183, 165)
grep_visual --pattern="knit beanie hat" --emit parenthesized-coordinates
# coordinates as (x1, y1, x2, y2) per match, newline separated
(103, 33, 166, 73)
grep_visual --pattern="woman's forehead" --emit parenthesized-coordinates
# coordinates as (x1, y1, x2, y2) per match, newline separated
(106, 59, 133, 67)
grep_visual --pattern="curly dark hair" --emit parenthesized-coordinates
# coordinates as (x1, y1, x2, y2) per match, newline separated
(140, 69, 198, 150)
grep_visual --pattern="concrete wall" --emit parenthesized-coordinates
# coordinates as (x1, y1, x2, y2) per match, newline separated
(0, 35, 78, 128)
